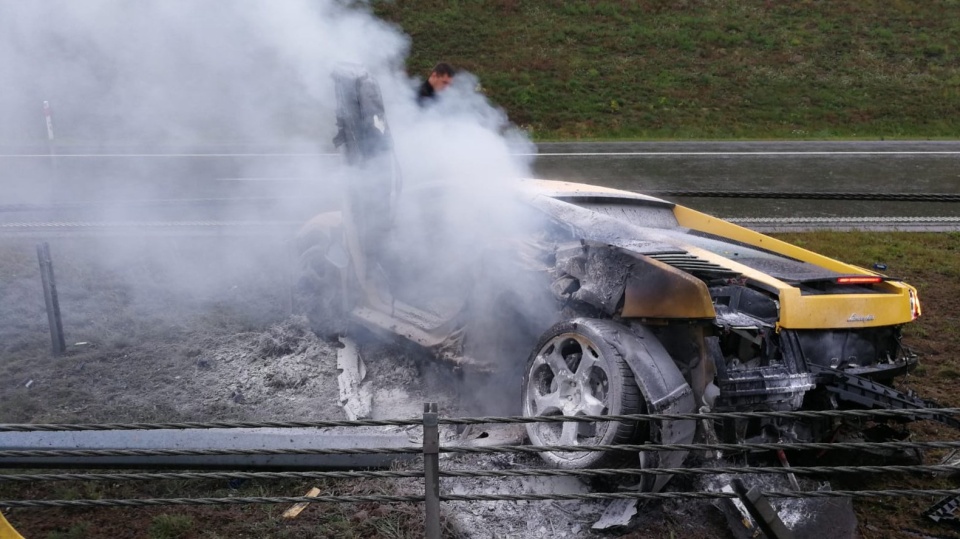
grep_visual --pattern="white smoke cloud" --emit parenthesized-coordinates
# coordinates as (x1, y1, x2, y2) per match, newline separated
(0, 0, 541, 384)
(1, 1, 404, 143)
(0, 0, 532, 174)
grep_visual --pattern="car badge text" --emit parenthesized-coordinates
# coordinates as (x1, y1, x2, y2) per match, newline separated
(847, 313, 875, 322)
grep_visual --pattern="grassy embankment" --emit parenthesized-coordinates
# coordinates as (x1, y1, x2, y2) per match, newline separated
(376, 0, 960, 140)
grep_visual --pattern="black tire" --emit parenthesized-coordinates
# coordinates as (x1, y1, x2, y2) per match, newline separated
(521, 319, 643, 469)
(295, 243, 344, 339)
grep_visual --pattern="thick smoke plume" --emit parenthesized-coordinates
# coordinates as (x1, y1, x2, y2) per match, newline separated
(1, 0, 540, 416)
(0, 0, 537, 266)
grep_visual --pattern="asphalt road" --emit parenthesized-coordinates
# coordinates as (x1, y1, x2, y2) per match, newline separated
(532, 140, 960, 220)
(1, 140, 958, 228)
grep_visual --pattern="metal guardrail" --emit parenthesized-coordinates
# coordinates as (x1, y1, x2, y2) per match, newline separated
(2, 406, 960, 538)
(3, 217, 958, 235)
(2, 406, 956, 430)
(2, 194, 957, 237)
(3, 439, 960, 459)
(2, 463, 959, 484)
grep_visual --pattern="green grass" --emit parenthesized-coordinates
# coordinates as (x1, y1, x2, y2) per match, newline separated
(374, 0, 960, 140)
(148, 515, 194, 539)
(47, 524, 91, 539)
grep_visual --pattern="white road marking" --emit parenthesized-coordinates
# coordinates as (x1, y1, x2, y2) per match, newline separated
(214, 177, 315, 181)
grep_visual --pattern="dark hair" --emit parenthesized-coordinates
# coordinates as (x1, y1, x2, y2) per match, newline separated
(431, 62, 455, 77)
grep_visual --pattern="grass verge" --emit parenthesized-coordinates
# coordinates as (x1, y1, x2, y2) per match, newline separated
(375, 1, 960, 140)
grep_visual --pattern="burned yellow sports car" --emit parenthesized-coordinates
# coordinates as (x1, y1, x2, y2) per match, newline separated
(297, 67, 929, 486)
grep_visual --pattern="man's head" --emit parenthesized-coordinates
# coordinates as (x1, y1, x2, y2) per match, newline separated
(427, 63, 455, 92)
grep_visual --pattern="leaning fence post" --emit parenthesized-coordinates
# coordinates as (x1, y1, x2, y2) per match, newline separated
(37, 242, 66, 356)
(423, 402, 441, 539)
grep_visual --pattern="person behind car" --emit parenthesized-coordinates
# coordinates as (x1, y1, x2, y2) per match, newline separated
(417, 62, 455, 106)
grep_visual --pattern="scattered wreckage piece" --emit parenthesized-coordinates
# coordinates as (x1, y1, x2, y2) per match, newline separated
(336, 336, 373, 421)
(282, 486, 322, 519)
(591, 498, 638, 531)
(925, 494, 960, 526)
(710, 473, 856, 539)
(812, 365, 960, 430)
(925, 451, 960, 531)
(730, 478, 795, 539)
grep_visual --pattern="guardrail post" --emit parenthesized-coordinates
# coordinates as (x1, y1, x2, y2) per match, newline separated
(423, 402, 441, 539)
(37, 242, 66, 356)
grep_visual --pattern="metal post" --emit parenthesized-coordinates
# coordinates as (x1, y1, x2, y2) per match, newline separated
(42, 100, 57, 170)
(36, 242, 66, 356)
(423, 402, 441, 539)
(732, 478, 794, 539)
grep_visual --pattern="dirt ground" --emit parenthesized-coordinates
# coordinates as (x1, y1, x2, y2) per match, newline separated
(0, 235, 610, 538)
(1, 234, 959, 538)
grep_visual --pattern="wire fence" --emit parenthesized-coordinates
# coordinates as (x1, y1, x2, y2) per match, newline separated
(2, 405, 960, 537)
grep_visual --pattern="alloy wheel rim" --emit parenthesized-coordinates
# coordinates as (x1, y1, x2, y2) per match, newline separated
(524, 333, 612, 447)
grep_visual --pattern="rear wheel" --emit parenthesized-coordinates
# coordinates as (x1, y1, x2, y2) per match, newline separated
(521, 319, 642, 469)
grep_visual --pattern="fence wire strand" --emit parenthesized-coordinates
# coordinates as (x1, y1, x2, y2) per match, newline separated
(3, 439, 956, 459)
(5, 489, 960, 509)
(3, 406, 960, 517)
(2, 407, 957, 432)
(2, 464, 959, 484)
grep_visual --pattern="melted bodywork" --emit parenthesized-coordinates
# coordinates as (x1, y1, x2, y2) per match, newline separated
(296, 66, 939, 489)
